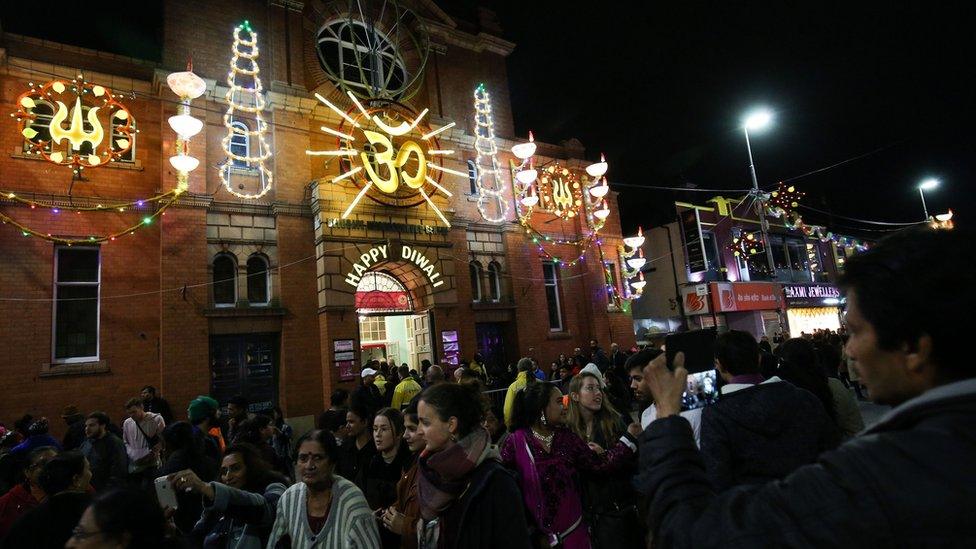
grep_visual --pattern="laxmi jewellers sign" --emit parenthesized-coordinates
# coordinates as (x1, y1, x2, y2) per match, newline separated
(783, 283, 841, 307)
(345, 243, 445, 288)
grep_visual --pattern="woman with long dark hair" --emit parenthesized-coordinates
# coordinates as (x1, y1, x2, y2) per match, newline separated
(171, 442, 289, 548)
(565, 372, 643, 548)
(380, 402, 424, 548)
(778, 338, 863, 441)
(501, 382, 639, 548)
(364, 408, 412, 548)
(415, 383, 531, 548)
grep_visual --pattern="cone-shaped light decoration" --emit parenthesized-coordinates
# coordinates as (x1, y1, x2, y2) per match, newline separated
(627, 248, 646, 270)
(512, 130, 537, 160)
(623, 226, 645, 249)
(586, 153, 608, 178)
(631, 271, 646, 292)
(589, 177, 609, 198)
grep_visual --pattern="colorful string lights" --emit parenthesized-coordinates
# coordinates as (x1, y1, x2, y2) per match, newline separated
(219, 21, 273, 199)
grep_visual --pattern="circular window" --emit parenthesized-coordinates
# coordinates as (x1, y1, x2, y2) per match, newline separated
(317, 19, 409, 98)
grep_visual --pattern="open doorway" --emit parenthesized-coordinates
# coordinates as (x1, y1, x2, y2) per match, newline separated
(355, 271, 431, 372)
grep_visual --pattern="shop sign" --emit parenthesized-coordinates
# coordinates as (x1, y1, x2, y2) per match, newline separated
(679, 208, 708, 273)
(783, 283, 841, 307)
(681, 285, 711, 316)
(711, 282, 782, 312)
(344, 243, 445, 288)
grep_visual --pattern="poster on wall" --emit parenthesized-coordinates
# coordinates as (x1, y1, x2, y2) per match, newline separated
(678, 208, 708, 273)
(333, 339, 358, 381)
(441, 330, 460, 366)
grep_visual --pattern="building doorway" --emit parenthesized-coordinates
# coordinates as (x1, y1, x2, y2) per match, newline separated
(355, 271, 431, 372)
(476, 322, 508, 373)
(209, 333, 278, 413)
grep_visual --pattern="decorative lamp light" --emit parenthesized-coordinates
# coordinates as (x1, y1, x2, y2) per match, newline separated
(516, 168, 538, 185)
(935, 210, 953, 222)
(169, 154, 200, 173)
(631, 272, 646, 292)
(167, 69, 207, 100)
(594, 200, 610, 220)
(627, 248, 646, 270)
(623, 226, 645, 249)
(589, 177, 609, 198)
(586, 153, 608, 178)
(512, 131, 537, 160)
(521, 186, 539, 207)
(168, 114, 204, 138)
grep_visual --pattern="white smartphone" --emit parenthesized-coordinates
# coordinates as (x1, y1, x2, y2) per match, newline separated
(154, 476, 179, 510)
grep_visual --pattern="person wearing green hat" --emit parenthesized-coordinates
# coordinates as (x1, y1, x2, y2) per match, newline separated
(188, 396, 224, 464)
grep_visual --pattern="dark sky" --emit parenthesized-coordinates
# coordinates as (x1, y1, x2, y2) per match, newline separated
(492, 1, 975, 235)
(3, 2, 972, 237)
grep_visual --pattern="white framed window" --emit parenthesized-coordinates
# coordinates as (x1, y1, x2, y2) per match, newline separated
(542, 261, 563, 331)
(53, 246, 100, 363)
(213, 253, 238, 307)
(488, 261, 502, 302)
(23, 100, 54, 153)
(111, 112, 135, 163)
(246, 254, 271, 306)
(359, 316, 387, 342)
(467, 160, 478, 195)
(230, 121, 250, 168)
(469, 261, 483, 302)
(316, 19, 408, 97)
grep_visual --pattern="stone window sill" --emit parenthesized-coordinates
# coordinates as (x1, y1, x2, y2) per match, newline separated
(546, 331, 573, 340)
(40, 359, 109, 378)
(11, 148, 144, 170)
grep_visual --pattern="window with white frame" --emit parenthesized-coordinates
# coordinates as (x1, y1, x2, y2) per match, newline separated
(111, 112, 136, 163)
(53, 246, 100, 362)
(229, 121, 250, 168)
(316, 19, 408, 97)
(488, 261, 502, 302)
(469, 261, 483, 302)
(23, 100, 54, 153)
(542, 261, 563, 331)
(213, 253, 237, 307)
(246, 254, 270, 305)
(359, 316, 387, 342)
(467, 160, 478, 194)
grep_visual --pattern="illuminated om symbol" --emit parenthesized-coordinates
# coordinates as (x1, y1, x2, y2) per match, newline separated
(551, 176, 572, 213)
(361, 130, 427, 194)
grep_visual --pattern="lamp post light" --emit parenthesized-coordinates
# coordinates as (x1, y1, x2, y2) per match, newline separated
(742, 108, 777, 279)
(918, 178, 939, 220)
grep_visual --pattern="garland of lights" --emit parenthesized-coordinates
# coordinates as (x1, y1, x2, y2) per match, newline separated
(10, 76, 135, 173)
(726, 230, 764, 258)
(0, 189, 180, 245)
(472, 83, 510, 222)
(219, 21, 273, 199)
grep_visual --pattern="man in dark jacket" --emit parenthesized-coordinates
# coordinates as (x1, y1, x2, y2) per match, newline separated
(635, 226, 976, 547)
(141, 385, 174, 425)
(79, 411, 128, 491)
(60, 405, 87, 451)
(701, 330, 834, 491)
(351, 368, 383, 417)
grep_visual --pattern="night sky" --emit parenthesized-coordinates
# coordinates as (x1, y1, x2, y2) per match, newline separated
(3, 1, 972, 237)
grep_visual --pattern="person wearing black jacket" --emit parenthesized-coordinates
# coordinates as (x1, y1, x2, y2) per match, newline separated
(60, 406, 87, 452)
(141, 386, 175, 425)
(335, 404, 376, 491)
(79, 412, 128, 491)
(157, 421, 218, 534)
(364, 408, 413, 549)
(634, 227, 976, 547)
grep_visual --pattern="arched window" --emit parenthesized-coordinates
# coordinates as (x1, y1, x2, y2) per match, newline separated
(488, 261, 502, 302)
(246, 254, 270, 306)
(230, 121, 250, 167)
(213, 253, 237, 307)
(316, 19, 407, 97)
(23, 100, 54, 153)
(467, 160, 478, 195)
(469, 261, 483, 302)
(111, 112, 136, 163)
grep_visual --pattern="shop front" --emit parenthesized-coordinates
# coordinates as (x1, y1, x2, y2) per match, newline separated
(782, 282, 843, 335)
(680, 282, 783, 338)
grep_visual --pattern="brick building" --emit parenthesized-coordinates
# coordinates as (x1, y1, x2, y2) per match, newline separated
(0, 0, 634, 433)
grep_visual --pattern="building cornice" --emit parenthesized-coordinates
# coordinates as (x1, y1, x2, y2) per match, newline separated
(425, 21, 515, 56)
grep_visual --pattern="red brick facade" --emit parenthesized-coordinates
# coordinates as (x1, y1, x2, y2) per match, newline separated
(0, 0, 634, 436)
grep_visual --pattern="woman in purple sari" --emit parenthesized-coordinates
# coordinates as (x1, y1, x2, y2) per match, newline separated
(500, 382, 640, 548)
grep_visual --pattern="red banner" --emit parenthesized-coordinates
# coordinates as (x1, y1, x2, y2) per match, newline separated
(355, 290, 411, 312)
(710, 282, 782, 312)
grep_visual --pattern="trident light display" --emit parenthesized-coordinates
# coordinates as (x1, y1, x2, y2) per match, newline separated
(219, 21, 273, 199)
(306, 90, 460, 227)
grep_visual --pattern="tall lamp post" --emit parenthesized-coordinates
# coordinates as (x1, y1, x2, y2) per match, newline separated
(918, 178, 939, 220)
(743, 108, 777, 278)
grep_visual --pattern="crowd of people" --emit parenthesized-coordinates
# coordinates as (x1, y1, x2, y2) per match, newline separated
(0, 226, 972, 547)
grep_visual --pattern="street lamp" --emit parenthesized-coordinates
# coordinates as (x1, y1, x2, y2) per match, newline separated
(742, 108, 777, 278)
(918, 178, 939, 219)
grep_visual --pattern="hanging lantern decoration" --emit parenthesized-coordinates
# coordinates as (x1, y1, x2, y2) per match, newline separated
(167, 61, 206, 193)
